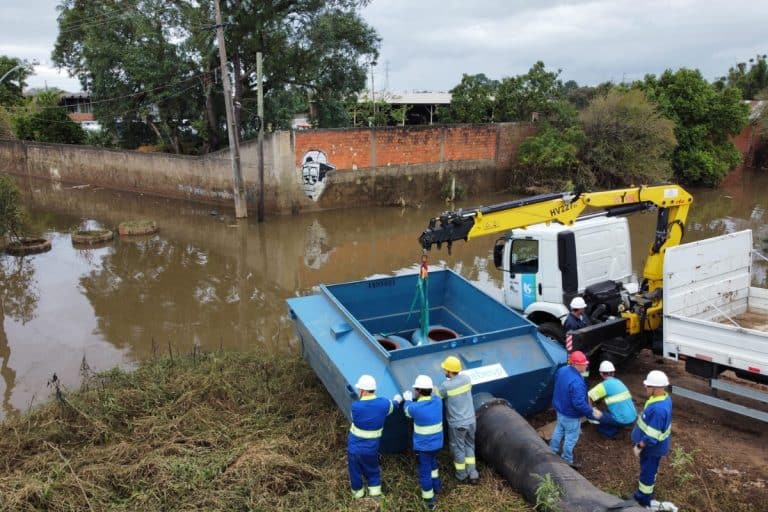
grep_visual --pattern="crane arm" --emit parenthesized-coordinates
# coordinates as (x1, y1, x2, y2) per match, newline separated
(419, 185, 693, 274)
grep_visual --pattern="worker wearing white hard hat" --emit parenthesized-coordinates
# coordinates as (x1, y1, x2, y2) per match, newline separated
(394, 374, 443, 510)
(563, 296, 590, 333)
(587, 360, 637, 438)
(629, 370, 672, 507)
(347, 375, 396, 499)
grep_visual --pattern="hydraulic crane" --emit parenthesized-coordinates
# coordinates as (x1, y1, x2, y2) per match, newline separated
(419, 185, 693, 361)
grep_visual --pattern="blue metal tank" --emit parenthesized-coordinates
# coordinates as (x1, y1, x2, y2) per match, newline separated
(287, 269, 567, 453)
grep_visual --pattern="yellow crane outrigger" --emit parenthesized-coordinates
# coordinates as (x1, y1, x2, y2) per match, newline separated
(419, 185, 692, 344)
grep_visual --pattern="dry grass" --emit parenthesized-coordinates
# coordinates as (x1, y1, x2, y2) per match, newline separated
(0, 352, 531, 512)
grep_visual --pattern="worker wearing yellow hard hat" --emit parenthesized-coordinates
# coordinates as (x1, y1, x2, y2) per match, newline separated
(436, 355, 479, 484)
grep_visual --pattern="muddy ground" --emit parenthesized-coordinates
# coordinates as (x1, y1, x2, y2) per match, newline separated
(531, 350, 768, 512)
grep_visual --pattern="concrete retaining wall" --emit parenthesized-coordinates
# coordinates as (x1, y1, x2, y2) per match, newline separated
(0, 122, 536, 214)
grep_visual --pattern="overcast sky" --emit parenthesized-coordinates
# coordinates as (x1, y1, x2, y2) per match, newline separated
(2, 0, 767, 93)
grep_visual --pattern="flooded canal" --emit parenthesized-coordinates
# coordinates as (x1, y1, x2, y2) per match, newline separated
(1, 171, 767, 418)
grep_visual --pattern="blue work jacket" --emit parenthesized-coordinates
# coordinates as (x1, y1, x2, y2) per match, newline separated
(563, 312, 589, 332)
(631, 393, 672, 457)
(348, 395, 394, 455)
(552, 365, 596, 420)
(404, 395, 443, 452)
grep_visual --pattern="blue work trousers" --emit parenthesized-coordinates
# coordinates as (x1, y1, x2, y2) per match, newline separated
(634, 451, 662, 506)
(596, 411, 633, 438)
(549, 412, 581, 464)
(416, 450, 441, 504)
(348, 452, 381, 497)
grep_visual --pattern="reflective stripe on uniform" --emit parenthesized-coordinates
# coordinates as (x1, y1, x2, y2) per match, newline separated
(636, 417, 671, 441)
(349, 424, 383, 439)
(465, 456, 476, 465)
(605, 390, 632, 404)
(414, 422, 443, 435)
(431, 469, 439, 478)
(638, 480, 654, 494)
(446, 382, 472, 397)
(588, 382, 606, 402)
(422, 489, 435, 499)
(352, 488, 365, 499)
(387, 401, 394, 414)
(368, 485, 382, 496)
(454, 461, 466, 470)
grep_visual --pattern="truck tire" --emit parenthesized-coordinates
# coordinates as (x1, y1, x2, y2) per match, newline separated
(538, 322, 564, 344)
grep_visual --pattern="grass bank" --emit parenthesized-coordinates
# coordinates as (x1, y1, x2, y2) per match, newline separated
(0, 351, 530, 512)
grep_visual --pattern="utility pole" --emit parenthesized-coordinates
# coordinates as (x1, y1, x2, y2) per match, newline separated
(256, 51, 265, 223)
(370, 60, 377, 125)
(214, 0, 247, 218)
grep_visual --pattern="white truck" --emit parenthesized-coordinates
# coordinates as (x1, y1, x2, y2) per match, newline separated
(663, 230, 768, 421)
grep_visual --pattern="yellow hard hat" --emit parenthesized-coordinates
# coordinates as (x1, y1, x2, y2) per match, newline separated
(441, 356, 462, 373)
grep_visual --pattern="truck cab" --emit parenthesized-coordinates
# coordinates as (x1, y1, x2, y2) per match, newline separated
(493, 216, 638, 338)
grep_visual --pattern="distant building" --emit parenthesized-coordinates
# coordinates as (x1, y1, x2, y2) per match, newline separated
(60, 92, 101, 131)
(357, 91, 452, 125)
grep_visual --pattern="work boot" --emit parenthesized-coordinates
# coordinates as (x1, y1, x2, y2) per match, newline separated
(424, 498, 436, 510)
(469, 477, 479, 485)
(568, 461, 582, 470)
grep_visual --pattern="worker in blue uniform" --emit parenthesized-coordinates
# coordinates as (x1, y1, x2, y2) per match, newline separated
(588, 360, 637, 438)
(630, 370, 672, 507)
(348, 374, 395, 499)
(549, 350, 601, 468)
(395, 374, 443, 511)
(563, 296, 590, 332)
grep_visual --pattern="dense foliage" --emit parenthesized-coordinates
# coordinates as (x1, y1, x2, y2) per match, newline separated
(636, 69, 749, 186)
(53, 0, 379, 153)
(12, 90, 86, 145)
(0, 56, 32, 107)
(716, 54, 768, 100)
(516, 89, 678, 189)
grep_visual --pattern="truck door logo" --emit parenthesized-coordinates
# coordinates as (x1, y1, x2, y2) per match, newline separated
(521, 274, 537, 309)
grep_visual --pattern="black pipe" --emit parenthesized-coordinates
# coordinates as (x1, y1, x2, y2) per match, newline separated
(473, 393, 646, 512)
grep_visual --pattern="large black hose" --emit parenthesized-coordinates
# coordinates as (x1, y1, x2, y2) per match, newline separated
(474, 393, 646, 512)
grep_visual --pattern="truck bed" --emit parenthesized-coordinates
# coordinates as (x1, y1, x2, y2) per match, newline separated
(663, 230, 768, 377)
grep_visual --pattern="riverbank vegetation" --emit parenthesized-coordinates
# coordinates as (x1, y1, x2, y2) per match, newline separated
(0, 350, 763, 511)
(0, 351, 530, 512)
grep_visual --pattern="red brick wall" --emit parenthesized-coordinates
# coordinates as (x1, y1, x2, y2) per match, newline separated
(443, 125, 497, 161)
(293, 123, 534, 171)
(374, 127, 441, 166)
(294, 128, 372, 169)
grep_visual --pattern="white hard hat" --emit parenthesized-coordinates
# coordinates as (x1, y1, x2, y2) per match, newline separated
(599, 361, 616, 373)
(643, 370, 670, 387)
(355, 374, 377, 391)
(570, 297, 587, 309)
(413, 374, 434, 389)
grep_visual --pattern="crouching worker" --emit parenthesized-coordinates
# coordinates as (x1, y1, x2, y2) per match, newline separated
(348, 374, 395, 499)
(395, 375, 443, 511)
(436, 355, 479, 484)
(588, 360, 637, 438)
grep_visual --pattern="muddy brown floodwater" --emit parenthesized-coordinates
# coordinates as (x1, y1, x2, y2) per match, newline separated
(0, 170, 767, 421)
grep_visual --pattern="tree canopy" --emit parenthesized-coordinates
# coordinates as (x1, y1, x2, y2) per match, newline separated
(716, 54, 768, 100)
(0, 56, 32, 107)
(635, 69, 749, 186)
(53, 0, 379, 153)
(13, 90, 86, 145)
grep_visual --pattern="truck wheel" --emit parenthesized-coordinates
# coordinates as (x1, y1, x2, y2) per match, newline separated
(538, 322, 565, 344)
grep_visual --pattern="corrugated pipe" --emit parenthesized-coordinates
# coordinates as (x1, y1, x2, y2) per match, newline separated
(473, 392, 647, 512)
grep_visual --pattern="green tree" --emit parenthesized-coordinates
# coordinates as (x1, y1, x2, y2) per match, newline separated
(0, 175, 26, 240)
(444, 73, 498, 123)
(13, 90, 86, 145)
(495, 61, 564, 121)
(579, 89, 676, 187)
(53, 1, 378, 150)
(0, 56, 32, 106)
(716, 54, 768, 100)
(637, 69, 749, 186)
